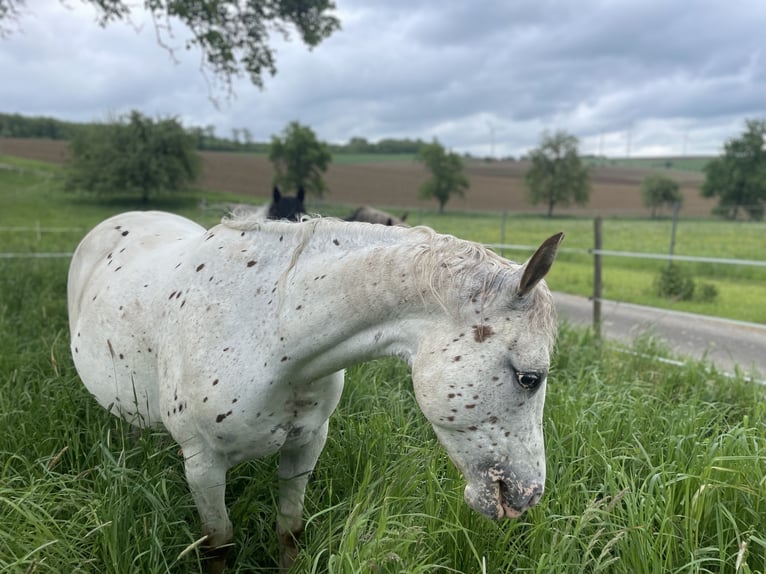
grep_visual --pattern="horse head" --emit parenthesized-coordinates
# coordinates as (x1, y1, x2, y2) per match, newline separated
(268, 186, 306, 221)
(411, 233, 563, 519)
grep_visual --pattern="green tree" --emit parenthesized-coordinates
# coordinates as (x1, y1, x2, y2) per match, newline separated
(701, 118, 766, 220)
(65, 111, 200, 203)
(525, 130, 590, 217)
(416, 140, 469, 213)
(641, 174, 682, 218)
(0, 0, 340, 91)
(269, 121, 332, 197)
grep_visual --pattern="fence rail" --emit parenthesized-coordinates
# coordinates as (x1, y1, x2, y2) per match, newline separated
(0, 252, 73, 259)
(0, 226, 83, 232)
(2, 222, 764, 334)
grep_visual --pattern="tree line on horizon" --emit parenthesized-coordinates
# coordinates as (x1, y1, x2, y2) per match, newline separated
(0, 112, 429, 155)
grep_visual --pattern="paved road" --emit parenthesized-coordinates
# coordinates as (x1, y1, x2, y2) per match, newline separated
(554, 292, 766, 381)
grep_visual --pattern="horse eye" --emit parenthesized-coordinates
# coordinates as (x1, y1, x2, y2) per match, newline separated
(516, 371, 542, 391)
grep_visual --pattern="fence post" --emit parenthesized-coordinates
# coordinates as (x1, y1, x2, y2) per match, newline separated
(593, 216, 602, 338)
(669, 201, 680, 264)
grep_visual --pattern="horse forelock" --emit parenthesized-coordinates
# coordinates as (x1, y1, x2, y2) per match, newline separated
(410, 233, 515, 309)
(410, 234, 558, 349)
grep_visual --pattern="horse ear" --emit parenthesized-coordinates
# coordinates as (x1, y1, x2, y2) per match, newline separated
(297, 186, 305, 202)
(517, 232, 564, 297)
(273, 186, 281, 202)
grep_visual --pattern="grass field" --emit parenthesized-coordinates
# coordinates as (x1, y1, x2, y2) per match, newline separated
(1, 255, 764, 573)
(1, 154, 765, 572)
(585, 156, 712, 172)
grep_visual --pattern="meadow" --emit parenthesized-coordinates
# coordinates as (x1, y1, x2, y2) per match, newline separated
(1, 156, 765, 573)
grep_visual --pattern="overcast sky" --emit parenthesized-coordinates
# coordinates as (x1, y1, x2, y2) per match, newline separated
(2, 0, 765, 158)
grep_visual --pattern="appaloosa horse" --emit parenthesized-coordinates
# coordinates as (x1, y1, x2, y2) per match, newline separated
(67, 212, 563, 572)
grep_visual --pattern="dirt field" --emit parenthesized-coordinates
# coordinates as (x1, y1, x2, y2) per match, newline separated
(0, 137, 716, 216)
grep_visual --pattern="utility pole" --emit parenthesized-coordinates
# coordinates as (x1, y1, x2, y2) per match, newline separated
(487, 122, 495, 159)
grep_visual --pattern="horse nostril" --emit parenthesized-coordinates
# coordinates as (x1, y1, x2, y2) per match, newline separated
(498, 480, 544, 510)
(527, 483, 543, 508)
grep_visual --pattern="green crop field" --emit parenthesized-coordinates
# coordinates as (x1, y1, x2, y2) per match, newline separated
(585, 156, 713, 173)
(1, 157, 765, 573)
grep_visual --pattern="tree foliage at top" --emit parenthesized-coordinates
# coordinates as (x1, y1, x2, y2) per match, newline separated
(65, 110, 200, 203)
(701, 118, 766, 221)
(525, 130, 590, 217)
(269, 121, 332, 198)
(0, 0, 340, 92)
(641, 174, 682, 218)
(416, 140, 469, 213)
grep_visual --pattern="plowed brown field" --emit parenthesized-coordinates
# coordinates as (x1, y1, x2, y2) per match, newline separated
(0, 137, 716, 216)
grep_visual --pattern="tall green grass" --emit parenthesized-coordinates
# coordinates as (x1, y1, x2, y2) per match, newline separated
(1, 255, 764, 572)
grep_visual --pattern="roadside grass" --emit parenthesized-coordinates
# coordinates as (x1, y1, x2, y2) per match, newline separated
(1, 254, 764, 572)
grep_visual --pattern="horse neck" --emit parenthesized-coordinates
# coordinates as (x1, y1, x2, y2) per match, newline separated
(277, 238, 444, 373)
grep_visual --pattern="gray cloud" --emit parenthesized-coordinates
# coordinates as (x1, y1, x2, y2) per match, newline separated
(2, 0, 765, 157)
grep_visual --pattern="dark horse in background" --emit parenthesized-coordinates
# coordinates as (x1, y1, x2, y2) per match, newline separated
(202, 187, 306, 221)
(345, 205, 408, 226)
(267, 186, 306, 221)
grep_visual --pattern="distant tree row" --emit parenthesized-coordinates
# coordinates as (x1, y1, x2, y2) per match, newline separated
(331, 136, 428, 155)
(1, 113, 428, 156)
(19, 109, 766, 220)
(0, 112, 86, 140)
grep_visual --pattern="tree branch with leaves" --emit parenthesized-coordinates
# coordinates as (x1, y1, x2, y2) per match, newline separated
(0, 0, 340, 94)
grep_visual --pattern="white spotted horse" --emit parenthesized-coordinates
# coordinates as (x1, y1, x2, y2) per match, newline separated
(67, 211, 563, 572)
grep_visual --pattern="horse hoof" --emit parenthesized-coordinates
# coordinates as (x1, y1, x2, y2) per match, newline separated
(203, 543, 231, 574)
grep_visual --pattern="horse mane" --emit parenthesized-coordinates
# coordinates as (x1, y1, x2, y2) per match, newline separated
(220, 215, 555, 338)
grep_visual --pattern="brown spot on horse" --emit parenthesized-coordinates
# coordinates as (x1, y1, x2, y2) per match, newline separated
(473, 325, 494, 342)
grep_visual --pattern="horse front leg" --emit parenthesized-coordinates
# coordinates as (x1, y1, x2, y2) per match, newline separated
(183, 447, 233, 574)
(277, 419, 330, 572)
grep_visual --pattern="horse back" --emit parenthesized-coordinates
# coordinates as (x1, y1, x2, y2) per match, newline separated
(68, 212, 204, 327)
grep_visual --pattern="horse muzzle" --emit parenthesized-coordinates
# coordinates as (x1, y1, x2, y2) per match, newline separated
(464, 468, 544, 520)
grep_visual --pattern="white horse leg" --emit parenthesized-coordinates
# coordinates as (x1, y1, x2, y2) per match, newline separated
(184, 447, 233, 573)
(277, 420, 330, 572)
